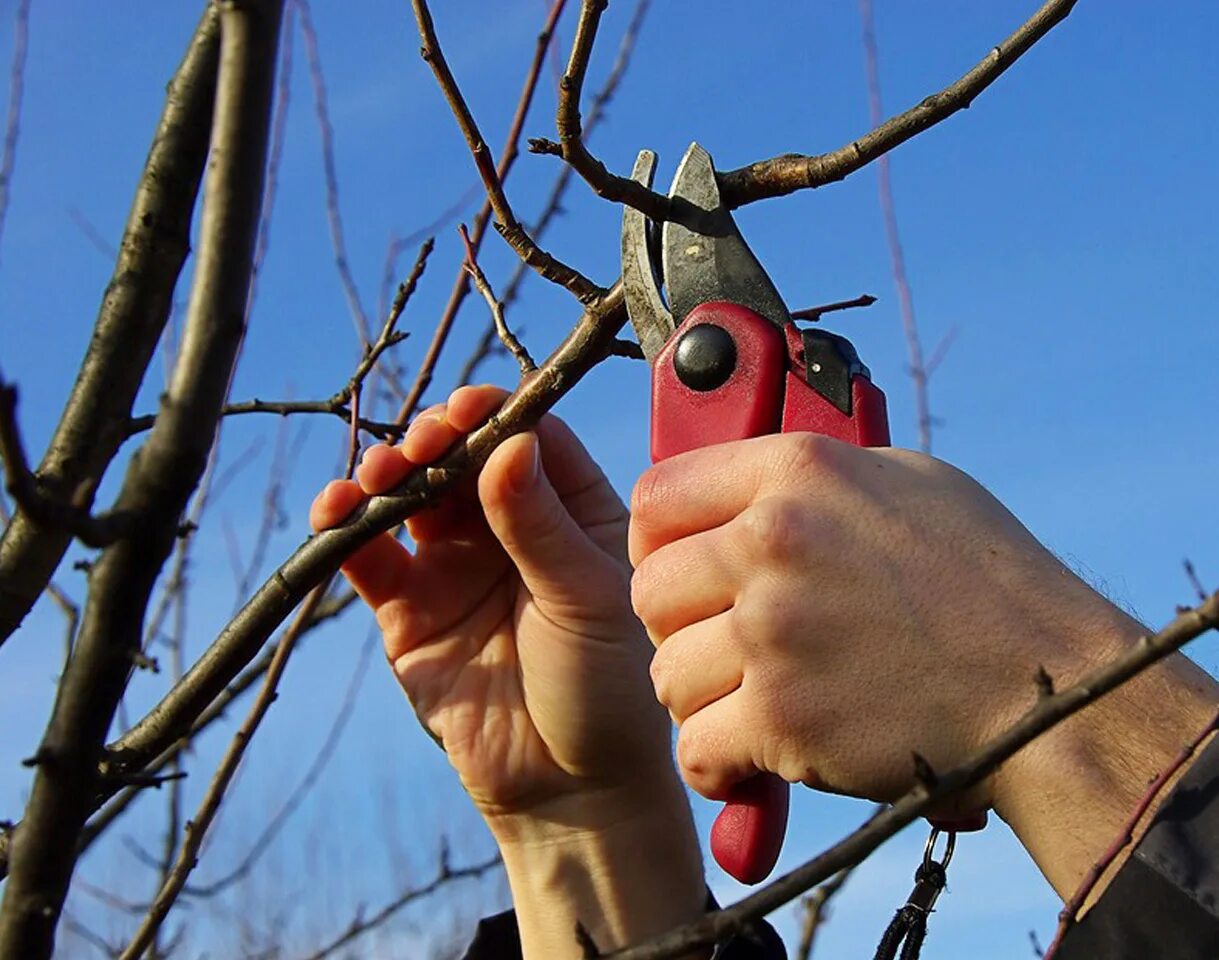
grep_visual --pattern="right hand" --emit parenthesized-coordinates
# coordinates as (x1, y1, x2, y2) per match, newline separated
(628, 432, 1218, 895)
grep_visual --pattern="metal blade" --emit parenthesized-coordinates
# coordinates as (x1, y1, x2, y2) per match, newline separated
(661, 143, 791, 330)
(621, 149, 674, 363)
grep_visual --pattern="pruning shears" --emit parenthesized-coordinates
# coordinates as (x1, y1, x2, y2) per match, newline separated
(620, 142, 891, 885)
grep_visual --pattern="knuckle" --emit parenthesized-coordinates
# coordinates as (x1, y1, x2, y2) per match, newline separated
(740, 496, 808, 566)
(629, 464, 671, 530)
(648, 648, 674, 708)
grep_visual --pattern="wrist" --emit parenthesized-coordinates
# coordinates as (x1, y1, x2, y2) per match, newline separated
(493, 775, 708, 958)
(993, 606, 1219, 899)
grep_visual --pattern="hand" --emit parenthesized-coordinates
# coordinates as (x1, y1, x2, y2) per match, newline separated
(629, 432, 1217, 895)
(313, 386, 708, 956)
(311, 385, 675, 836)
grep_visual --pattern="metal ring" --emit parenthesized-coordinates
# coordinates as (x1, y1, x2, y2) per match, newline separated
(922, 827, 956, 872)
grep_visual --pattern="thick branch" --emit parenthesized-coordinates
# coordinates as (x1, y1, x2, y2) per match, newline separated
(605, 593, 1219, 959)
(109, 283, 627, 785)
(0, 7, 220, 646)
(718, 0, 1078, 206)
(0, 4, 284, 955)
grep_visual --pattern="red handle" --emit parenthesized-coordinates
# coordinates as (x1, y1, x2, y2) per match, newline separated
(650, 302, 890, 884)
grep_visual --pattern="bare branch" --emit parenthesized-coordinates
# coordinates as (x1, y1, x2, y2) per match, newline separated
(459, 225, 536, 375)
(604, 592, 1219, 959)
(296, 0, 371, 344)
(0, 0, 31, 264)
(116, 582, 319, 960)
(411, 0, 602, 305)
(297, 851, 503, 960)
(0, 6, 221, 646)
(127, 399, 402, 442)
(1044, 708, 1219, 956)
(719, 0, 1078, 206)
(109, 284, 628, 794)
(458, 0, 651, 387)
(0, 380, 133, 548)
(793, 866, 854, 960)
(395, 0, 580, 424)
(530, 0, 673, 222)
(860, 0, 935, 453)
(790, 293, 877, 323)
(183, 631, 375, 898)
(0, 4, 284, 954)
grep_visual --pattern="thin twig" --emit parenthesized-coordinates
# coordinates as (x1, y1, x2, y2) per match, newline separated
(297, 852, 503, 960)
(459, 225, 536, 375)
(793, 866, 854, 960)
(127, 399, 401, 442)
(0, 0, 30, 264)
(411, 0, 602, 305)
(457, 0, 651, 387)
(530, 0, 672, 222)
(183, 632, 375, 898)
(1043, 708, 1219, 957)
(719, 0, 1078, 206)
(604, 593, 1219, 959)
(115, 587, 322, 960)
(395, 0, 576, 425)
(296, 0, 371, 344)
(860, 0, 936, 453)
(790, 293, 877, 323)
(1184, 559, 1208, 605)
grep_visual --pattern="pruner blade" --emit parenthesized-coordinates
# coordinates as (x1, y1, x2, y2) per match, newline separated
(621, 150, 673, 363)
(620, 144, 792, 364)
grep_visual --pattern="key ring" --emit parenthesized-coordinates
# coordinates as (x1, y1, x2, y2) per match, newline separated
(922, 827, 956, 874)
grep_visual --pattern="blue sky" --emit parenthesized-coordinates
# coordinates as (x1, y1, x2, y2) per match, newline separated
(1, 1, 1216, 957)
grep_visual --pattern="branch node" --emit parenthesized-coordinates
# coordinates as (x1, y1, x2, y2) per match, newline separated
(1034, 665, 1055, 698)
(911, 751, 938, 790)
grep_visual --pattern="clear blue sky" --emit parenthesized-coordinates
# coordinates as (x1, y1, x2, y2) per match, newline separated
(1, 1, 1216, 957)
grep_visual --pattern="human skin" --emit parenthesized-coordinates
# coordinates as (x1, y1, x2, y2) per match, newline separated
(309, 385, 706, 959)
(628, 431, 1219, 898)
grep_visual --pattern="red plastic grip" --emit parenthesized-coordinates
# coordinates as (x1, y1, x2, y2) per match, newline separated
(650, 301, 891, 885)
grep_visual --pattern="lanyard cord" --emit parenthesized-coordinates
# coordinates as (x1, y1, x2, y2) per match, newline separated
(873, 829, 954, 960)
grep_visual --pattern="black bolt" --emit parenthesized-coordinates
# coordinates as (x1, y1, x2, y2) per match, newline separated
(673, 323, 736, 392)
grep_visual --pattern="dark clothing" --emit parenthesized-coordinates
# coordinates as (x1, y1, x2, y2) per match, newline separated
(463, 739, 1219, 958)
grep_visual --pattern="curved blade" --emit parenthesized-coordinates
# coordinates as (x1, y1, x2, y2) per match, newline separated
(621, 150, 674, 363)
(662, 143, 791, 331)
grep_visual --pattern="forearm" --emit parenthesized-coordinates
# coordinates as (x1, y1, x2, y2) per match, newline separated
(993, 604, 1219, 901)
(492, 779, 708, 959)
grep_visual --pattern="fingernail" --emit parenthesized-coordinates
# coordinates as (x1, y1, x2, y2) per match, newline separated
(509, 436, 539, 496)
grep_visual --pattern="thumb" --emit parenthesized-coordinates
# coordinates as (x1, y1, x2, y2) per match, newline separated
(479, 432, 622, 614)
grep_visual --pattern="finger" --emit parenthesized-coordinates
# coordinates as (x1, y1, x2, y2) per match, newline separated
(649, 609, 743, 724)
(309, 480, 364, 531)
(356, 443, 411, 495)
(631, 524, 738, 642)
(338, 532, 414, 611)
(401, 385, 505, 464)
(479, 431, 624, 614)
(629, 431, 845, 566)
(675, 688, 761, 801)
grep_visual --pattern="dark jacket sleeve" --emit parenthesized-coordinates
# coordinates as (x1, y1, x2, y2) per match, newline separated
(1056, 734, 1219, 959)
(459, 894, 785, 960)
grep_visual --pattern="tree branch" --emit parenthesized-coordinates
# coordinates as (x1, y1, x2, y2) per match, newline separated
(718, 0, 1078, 207)
(0, 4, 284, 955)
(529, 0, 674, 223)
(297, 851, 503, 960)
(108, 283, 627, 791)
(0, 7, 221, 647)
(115, 584, 319, 960)
(411, 0, 602, 305)
(0, 0, 30, 266)
(603, 592, 1219, 959)
(459, 225, 536, 376)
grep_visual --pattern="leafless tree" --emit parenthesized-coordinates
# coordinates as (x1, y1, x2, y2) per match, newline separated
(0, 2, 1215, 959)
